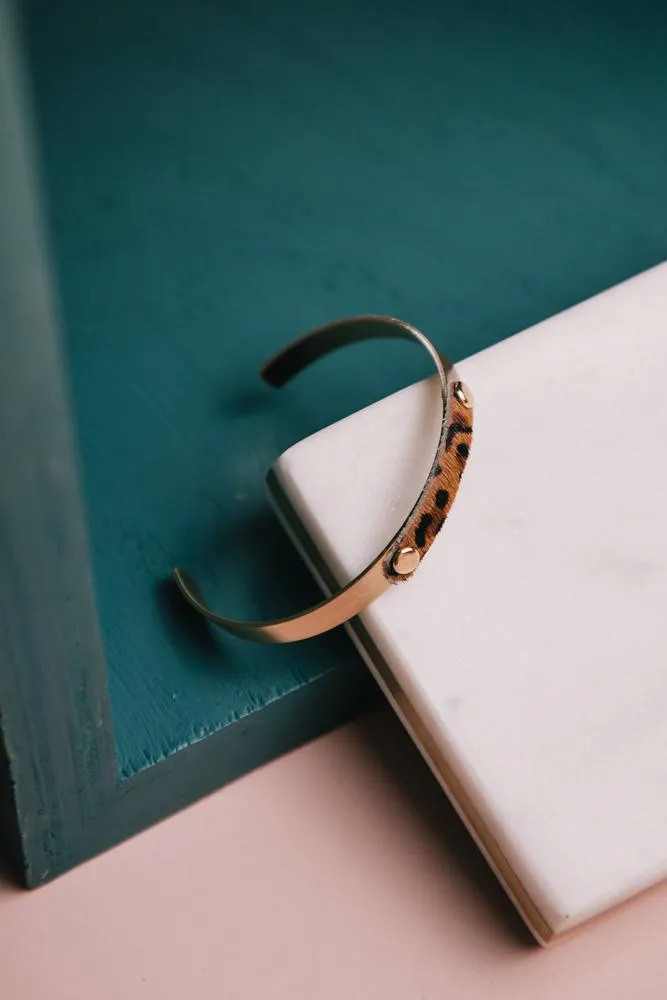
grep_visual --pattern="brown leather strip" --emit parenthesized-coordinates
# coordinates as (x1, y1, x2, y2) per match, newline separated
(386, 387, 473, 581)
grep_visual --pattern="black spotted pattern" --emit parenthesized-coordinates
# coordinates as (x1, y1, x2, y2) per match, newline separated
(414, 513, 433, 548)
(385, 383, 473, 582)
(435, 488, 449, 509)
(446, 421, 472, 450)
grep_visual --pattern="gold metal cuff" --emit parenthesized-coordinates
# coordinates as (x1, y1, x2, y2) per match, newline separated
(173, 315, 473, 643)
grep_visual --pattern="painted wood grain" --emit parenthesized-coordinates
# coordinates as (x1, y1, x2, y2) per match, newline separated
(0, 2, 115, 882)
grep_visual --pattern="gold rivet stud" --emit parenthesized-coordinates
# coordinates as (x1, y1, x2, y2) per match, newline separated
(392, 546, 421, 576)
(453, 381, 474, 409)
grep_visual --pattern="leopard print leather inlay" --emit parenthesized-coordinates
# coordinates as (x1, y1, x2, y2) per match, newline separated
(384, 385, 473, 582)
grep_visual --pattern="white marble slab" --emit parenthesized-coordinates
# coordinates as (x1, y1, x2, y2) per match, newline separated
(270, 264, 667, 941)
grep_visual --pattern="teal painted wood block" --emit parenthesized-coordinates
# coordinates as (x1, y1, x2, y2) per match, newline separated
(2, 0, 667, 883)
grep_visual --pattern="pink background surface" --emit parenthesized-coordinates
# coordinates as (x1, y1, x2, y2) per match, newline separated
(2, 707, 667, 999)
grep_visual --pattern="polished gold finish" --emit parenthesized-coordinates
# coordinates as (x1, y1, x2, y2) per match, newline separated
(391, 546, 421, 576)
(173, 315, 471, 644)
(453, 380, 474, 409)
(173, 560, 389, 644)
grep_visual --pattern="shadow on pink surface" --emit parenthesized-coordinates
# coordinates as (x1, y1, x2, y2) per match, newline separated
(346, 707, 534, 946)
